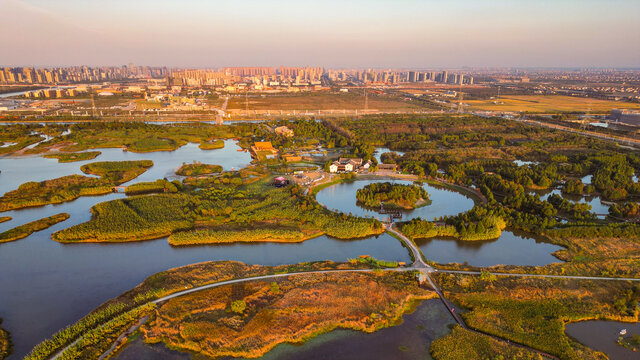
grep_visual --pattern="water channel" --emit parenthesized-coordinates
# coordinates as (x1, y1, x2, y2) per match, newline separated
(316, 179, 563, 267)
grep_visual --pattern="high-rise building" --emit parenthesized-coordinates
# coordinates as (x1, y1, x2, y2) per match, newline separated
(440, 71, 448, 83)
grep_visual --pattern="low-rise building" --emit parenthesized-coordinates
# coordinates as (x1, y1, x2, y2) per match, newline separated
(611, 109, 640, 126)
(328, 157, 364, 173)
(274, 126, 294, 137)
(250, 141, 279, 159)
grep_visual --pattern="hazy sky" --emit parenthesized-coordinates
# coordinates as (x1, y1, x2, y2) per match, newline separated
(1, 0, 639, 68)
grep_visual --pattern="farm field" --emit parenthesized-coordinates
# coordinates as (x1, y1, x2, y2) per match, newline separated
(463, 95, 640, 113)
(226, 92, 426, 111)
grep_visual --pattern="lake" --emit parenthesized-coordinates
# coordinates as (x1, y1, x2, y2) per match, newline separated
(316, 179, 475, 221)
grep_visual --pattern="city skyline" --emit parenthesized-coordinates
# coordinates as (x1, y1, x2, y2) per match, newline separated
(1, 0, 639, 68)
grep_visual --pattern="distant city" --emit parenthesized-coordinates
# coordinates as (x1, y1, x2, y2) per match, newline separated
(1, 65, 639, 125)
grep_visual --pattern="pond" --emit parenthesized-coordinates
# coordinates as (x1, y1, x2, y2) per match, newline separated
(374, 147, 405, 163)
(114, 299, 456, 360)
(537, 188, 610, 218)
(315, 179, 475, 222)
(565, 320, 640, 360)
(316, 179, 563, 267)
(417, 230, 563, 267)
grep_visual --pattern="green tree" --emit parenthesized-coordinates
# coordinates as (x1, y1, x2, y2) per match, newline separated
(231, 300, 246, 314)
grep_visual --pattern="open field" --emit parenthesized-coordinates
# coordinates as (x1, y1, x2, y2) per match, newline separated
(226, 92, 426, 111)
(463, 95, 640, 113)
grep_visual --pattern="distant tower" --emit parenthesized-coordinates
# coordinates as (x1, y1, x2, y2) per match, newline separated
(364, 87, 368, 113)
(441, 71, 448, 84)
(457, 83, 464, 114)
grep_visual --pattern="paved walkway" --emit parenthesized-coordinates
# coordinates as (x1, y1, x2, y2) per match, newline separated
(438, 269, 640, 282)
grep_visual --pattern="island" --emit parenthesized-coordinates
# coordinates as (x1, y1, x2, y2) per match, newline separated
(356, 182, 430, 210)
(43, 151, 101, 163)
(0, 213, 69, 243)
(25, 260, 428, 360)
(0, 160, 153, 212)
(52, 172, 383, 244)
(175, 162, 223, 176)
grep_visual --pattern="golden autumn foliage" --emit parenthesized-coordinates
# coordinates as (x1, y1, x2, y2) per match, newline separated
(142, 271, 434, 359)
(434, 274, 632, 360)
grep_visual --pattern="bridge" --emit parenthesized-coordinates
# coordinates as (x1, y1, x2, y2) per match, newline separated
(377, 204, 403, 220)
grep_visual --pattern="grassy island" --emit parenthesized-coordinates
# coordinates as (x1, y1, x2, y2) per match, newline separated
(0, 176, 112, 212)
(401, 215, 507, 241)
(125, 180, 179, 195)
(3, 122, 237, 155)
(168, 226, 323, 245)
(0, 161, 153, 212)
(0, 217, 10, 224)
(199, 139, 225, 150)
(356, 182, 430, 209)
(80, 160, 153, 184)
(618, 334, 640, 352)
(0, 213, 69, 243)
(43, 151, 101, 163)
(142, 271, 432, 359)
(175, 162, 223, 176)
(53, 173, 383, 243)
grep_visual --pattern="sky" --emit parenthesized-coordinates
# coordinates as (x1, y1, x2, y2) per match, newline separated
(1, 0, 639, 68)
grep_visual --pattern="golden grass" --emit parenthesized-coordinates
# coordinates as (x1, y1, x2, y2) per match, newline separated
(142, 271, 433, 359)
(464, 95, 640, 113)
(226, 93, 423, 111)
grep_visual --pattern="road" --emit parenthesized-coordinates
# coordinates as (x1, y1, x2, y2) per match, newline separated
(386, 224, 429, 269)
(439, 269, 640, 282)
(152, 268, 380, 303)
(514, 117, 640, 148)
(50, 268, 388, 360)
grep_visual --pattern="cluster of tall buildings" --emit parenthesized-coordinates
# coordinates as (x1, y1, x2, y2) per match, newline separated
(328, 69, 473, 85)
(0, 65, 169, 84)
(168, 66, 324, 87)
(167, 69, 238, 87)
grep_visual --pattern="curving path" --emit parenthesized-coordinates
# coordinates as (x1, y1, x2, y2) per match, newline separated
(49, 268, 398, 360)
(438, 269, 640, 282)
